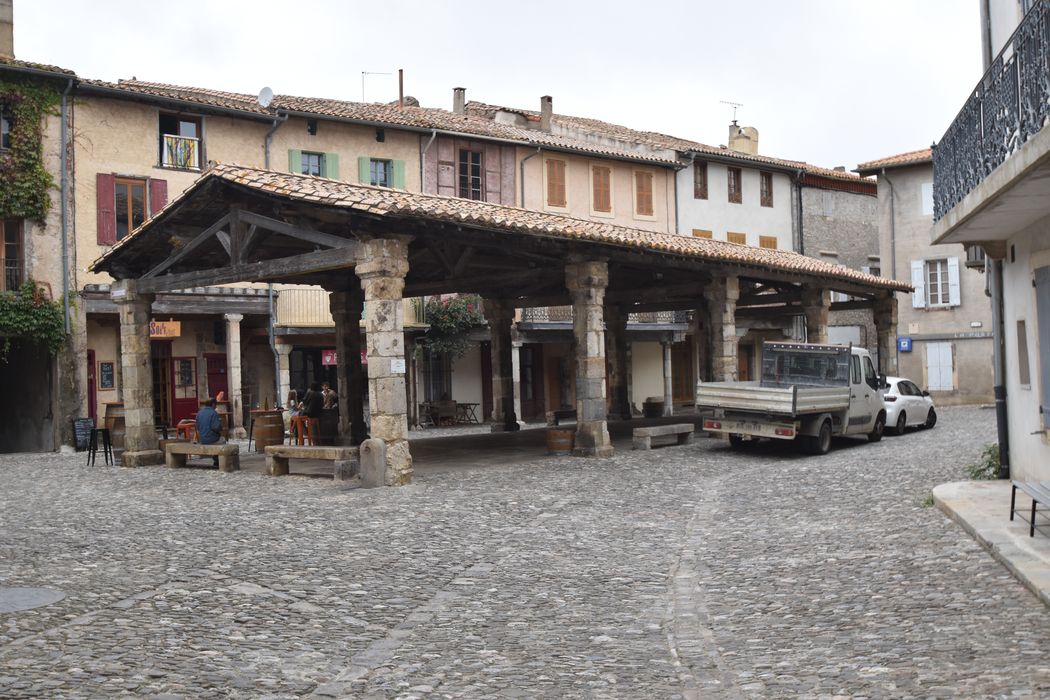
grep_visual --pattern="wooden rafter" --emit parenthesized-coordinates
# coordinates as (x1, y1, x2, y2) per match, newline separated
(143, 213, 231, 279)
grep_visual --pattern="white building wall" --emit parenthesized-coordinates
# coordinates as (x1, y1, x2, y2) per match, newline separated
(449, 345, 484, 408)
(676, 162, 794, 250)
(631, 342, 665, 405)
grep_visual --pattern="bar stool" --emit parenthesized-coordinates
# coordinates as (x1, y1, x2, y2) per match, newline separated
(87, 427, 113, 466)
(176, 420, 197, 441)
(290, 415, 319, 446)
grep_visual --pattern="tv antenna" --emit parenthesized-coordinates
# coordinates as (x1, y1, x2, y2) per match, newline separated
(361, 71, 392, 101)
(720, 100, 743, 122)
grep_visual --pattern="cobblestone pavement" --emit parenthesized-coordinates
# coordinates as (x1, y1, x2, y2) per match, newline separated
(1, 405, 1046, 698)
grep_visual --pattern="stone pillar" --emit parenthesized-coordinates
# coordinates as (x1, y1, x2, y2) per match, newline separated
(802, 287, 830, 344)
(275, 342, 292, 407)
(113, 281, 162, 466)
(330, 287, 368, 444)
(512, 339, 524, 423)
(604, 304, 631, 420)
(224, 313, 246, 438)
(566, 260, 613, 457)
(661, 339, 674, 416)
(873, 292, 899, 376)
(356, 237, 412, 486)
(691, 306, 710, 403)
(706, 276, 739, 382)
(483, 299, 520, 431)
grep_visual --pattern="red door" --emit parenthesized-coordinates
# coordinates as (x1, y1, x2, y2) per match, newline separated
(171, 357, 198, 424)
(205, 353, 228, 400)
(87, 349, 97, 423)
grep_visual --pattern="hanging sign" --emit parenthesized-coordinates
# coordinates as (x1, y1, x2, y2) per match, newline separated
(150, 320, 182, 338)
(322, 349, 369, 365)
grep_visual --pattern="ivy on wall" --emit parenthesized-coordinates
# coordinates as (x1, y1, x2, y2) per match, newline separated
(0, 76, 61, 220)
(0, 280, 66, 360)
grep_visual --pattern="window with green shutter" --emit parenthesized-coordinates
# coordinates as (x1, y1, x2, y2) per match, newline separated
(323, 152, 339, 179)
(288, 149, 302, 173)
(357, 157, 406, 188)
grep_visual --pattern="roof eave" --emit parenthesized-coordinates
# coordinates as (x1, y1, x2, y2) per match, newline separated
(78, 83, 274, 122)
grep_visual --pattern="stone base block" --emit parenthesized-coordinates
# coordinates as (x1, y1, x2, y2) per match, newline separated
(230, 427, 248, 440)
(572, 445, 615, 458)
(121, 449, 164, 468)
(490, 421, 524, 432)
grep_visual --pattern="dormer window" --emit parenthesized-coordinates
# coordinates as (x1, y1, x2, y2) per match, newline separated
(159, 113, 202, 169)
(0, 107, 12, 150)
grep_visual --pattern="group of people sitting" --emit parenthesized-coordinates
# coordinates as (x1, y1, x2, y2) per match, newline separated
(283, 382, 339, 437)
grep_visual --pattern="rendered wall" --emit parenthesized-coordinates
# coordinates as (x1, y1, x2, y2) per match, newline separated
(677, 163, 793, 249)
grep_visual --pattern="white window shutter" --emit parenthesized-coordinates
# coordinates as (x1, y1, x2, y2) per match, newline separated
(911, 260, 926, 308)
(947, 257, 961, 306)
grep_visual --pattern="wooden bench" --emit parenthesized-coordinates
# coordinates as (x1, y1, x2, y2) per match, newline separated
(1011, 480, 1050, 537)
(632, 423, 695, 450)
(546, 409, 577, 426)
(264, 444, 359, 481)
(165, 442, 240, 473)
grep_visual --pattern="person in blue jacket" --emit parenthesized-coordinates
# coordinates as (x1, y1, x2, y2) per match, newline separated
(195, 398, 224, 466)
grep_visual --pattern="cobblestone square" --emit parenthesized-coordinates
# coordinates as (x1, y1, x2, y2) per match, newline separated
(2, 406, 1048, 698)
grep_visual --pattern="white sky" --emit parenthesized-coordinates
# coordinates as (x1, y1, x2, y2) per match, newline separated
(13, 0, 981, 169)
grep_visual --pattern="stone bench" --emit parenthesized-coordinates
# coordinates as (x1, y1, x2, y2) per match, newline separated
(264, 445, 359, 481)
(545, 409, 577, 426)
(165, 441, 240, 472)
(632, 423, 695, 450)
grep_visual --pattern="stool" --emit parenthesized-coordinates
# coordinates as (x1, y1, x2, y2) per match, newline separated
(290, 416, 319, 446)
(87, 428, 113, 466)
(176, 420, 197, 441)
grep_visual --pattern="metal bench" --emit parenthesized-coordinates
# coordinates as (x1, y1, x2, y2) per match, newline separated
(264, 444, 358, 482)
(165, 442, 240, 473)
(1011, 480, 1050, 537)
(632, 423, 695, 450)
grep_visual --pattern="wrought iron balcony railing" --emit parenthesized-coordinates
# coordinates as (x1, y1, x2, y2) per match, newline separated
(933, 0, 1050, 220)
(161, 134, 201, 170)
(520, 306, 686, 324)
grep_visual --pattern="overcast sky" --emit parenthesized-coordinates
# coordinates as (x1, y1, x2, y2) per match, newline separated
(14, 0, 981, 169)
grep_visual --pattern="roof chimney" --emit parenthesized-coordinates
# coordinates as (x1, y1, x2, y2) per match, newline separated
(0, 0, 13, 60)
(453, 87, 466, 115)
(540, 95, 552, 131)
(728, 121, 759, 156)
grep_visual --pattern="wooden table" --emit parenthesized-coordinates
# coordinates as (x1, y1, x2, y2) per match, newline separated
(457, 402, 481, 424)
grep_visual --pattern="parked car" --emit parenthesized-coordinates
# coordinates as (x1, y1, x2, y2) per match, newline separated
(881, 376, 936, 435)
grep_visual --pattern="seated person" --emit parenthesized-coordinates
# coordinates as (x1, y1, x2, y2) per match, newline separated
(195, 398, 225, 467)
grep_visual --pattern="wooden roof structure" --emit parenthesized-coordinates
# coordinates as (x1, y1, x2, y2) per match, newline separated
(93, 164, 907, 312)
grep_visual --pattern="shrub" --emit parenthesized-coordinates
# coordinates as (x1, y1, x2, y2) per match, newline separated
(965, 443, 1001, 480)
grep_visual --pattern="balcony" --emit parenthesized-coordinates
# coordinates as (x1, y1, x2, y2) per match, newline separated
(933, 0, 1050, 245)
(161, 134, 201, 170)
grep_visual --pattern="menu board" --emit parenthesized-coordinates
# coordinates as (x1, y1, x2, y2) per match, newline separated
(98, 361, 115, 390)
(73, 417, 94, 450)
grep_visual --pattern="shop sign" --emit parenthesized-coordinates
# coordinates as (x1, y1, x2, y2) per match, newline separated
(321, 349, 368, 365)
(897, 336, 913, 353)
(150, 320, 182, 338)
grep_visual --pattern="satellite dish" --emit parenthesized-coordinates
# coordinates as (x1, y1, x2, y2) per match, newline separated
(257, 86, 274, 108)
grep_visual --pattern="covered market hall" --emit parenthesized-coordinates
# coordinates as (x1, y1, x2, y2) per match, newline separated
(92, 163, 909, 485)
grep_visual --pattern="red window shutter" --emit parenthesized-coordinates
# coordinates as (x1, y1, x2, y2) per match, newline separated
(149, 178, 168, 217)
(96, 173, 116, 245)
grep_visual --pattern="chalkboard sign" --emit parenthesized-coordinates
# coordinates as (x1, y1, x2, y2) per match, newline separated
(73, 417, 94, 450)
(98, 362, 115, 390)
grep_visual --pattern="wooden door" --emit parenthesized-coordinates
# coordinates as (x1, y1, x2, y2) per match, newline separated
(151, 341, 172, 427)
(170, 356, 198, 424)
(480, 341, 493, 422)
(87, 349, 97, 423)
(205, 353, 228, 399)
(738, 344, 754, 382)
(519, 344, 545, 420)
(671, 339, 695, 403)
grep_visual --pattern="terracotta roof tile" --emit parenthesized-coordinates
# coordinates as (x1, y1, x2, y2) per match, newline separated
(79, 78, 272, 115)
(96, 163, 908, 294)
(0, 56, 76, 76)
(856, 148, 933, 173)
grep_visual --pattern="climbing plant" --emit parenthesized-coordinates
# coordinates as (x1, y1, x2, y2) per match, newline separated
(416, 294, 485, 359)
(0, 76, 61, 220)
(0, 280, 66, 360)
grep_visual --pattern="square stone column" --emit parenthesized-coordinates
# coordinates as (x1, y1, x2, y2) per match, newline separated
(706, 276, 739, 382)
(604, 303, 631, 420)
(691, 306, 710, 402)
(873, 292, 898, 375)
(566, 260, 613, 457)
(112, 281, 162, 467)
(224, 313, 246, 438)
(661, 339, 674, 416)
(330, 287, 368, 444)
(275, 342, 292, 407)
(483, 299, 520, 431)
(802, 287, 830, 344)
(356, 237, 413, 486)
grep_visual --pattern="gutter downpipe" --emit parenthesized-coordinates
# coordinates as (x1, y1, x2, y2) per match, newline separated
(264, 113, 289, 169)
(988, 257, 1010, 477)
(420, 129, 437, 189)
(794, 168, 804, 256)
(520, 146, 541, 206)
(60, 78, 73, 333)
(881, 168, 898, 280)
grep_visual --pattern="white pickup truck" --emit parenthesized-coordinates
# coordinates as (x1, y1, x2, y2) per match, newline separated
(697, 342, 887, 455)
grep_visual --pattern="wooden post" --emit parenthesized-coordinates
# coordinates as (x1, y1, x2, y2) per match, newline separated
(483, 299, 520, 431)
(330, 286, 368, 444)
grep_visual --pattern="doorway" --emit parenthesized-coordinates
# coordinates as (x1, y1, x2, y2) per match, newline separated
(151, 341, 172, 426)
(671, 338, 695, 404)
(171, 356, 198, 424)
(205, 353, 228, 399)
(519, 343, 545, 420)
(87, 349, 97, 423)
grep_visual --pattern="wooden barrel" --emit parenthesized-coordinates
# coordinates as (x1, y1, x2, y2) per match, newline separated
(252, 410, 284, 452)
(546, 427, 575, 455)
(104, 402, 125, 452)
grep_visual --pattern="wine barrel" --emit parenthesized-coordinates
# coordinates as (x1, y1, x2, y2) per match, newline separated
(252, 410, 284, 452)
(104, 402, 126, 452)
(546, 427, 575, 455)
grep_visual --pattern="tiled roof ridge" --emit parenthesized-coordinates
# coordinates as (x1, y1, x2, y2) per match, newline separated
(0, 56, 76, 76)
(856, 147, 933, 172)
(117, 78, 260, 104)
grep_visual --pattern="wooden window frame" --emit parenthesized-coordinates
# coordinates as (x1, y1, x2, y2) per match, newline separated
(1, 218, 24, 292)
(114, 177, 148, 242)
(691, 229, 712, 239)
(0, 106, 11, 150)
(633, 170, 655, 219)
(590, 164, 612, 216)
(760, 171, 773, 207)
(758, 235, 777, 249)
(458, 149, 484, 200)
(301, 151, 325, 177)
(693, 161, 708, 199)
(158, 113, 203, 170)
(727, 167, 742, 204)
(544, 158, 568, 210)
(925, 258, 950, 307)
(370, 158, 393, 187)
(727, 231, 747, 245)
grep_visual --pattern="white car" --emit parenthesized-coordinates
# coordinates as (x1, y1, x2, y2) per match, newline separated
(881, 376, 937, 435)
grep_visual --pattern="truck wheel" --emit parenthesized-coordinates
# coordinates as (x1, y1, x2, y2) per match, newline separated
(868, 412, 885, 443)
(728, 434, 745, 449)
(804, 420, 832, 455)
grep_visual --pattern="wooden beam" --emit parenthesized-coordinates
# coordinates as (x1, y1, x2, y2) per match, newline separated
(738, 290, 802, 307)
(240, 223, 261, 261)
(424, 240, 456, 276)
(452, 246, 476, 276)
(830, 299, 875, 311)
(216, 230, 232, 257)
(404, 268, 561, 296)
(133, 244, 362, 293)
(143, 213, 231, 279)
(239, 210, 356, 250)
